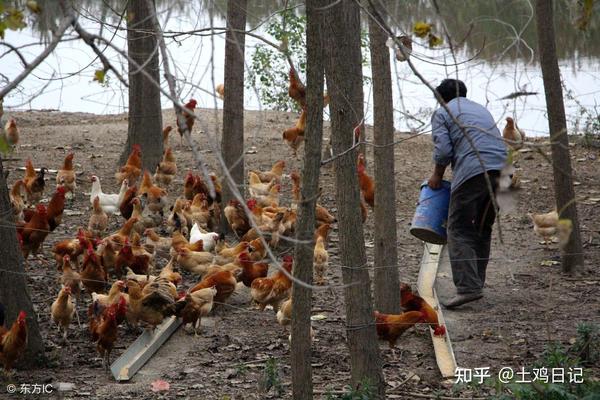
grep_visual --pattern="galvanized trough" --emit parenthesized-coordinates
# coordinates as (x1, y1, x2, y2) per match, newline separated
(110, 316, 182, 381)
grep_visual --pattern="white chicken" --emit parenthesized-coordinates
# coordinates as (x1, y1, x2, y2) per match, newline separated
(90, 176, 128, 215)
(189, 223, 221, 252)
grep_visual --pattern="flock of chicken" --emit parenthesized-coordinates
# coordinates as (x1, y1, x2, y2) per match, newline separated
(0, 67, 560, 377)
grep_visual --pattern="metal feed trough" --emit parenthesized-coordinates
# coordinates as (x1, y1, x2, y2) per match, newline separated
(110, 316, 182, 381)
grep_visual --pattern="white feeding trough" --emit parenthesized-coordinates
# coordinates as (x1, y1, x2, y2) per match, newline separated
(417, 243, 458, 378)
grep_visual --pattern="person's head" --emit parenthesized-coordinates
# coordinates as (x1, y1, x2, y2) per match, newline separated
(435, 79, 467, 103)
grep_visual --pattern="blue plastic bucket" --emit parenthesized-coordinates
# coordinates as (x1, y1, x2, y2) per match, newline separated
(410, 180, 451, 244)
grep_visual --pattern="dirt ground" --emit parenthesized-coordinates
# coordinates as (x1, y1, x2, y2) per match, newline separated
(1, 108, 599, 399)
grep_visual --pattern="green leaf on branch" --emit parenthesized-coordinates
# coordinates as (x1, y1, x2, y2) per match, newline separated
(576, 0, 594, 31)
(0, 135, 10, 154)
(5, 8, 26, 31)
(413, 21, 432, 38)
(93, 69, 106, 84)
(428, 33, 443, 48)
(26, 0, 42, 14)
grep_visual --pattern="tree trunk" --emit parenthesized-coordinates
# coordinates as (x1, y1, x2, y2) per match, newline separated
(323, 1, 385, 397)
(535, 0, 584, 273)
(120, 0, 163, 172)
(220, 0, 247, 227)
(368, 3, 400, 314)
(0, 155, 44, 367)
(290, 1, 326, 398)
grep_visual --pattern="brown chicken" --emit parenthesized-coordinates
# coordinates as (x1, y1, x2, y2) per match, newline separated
(316, 204, 336, 226)
(209, 173, 223, 205)
(170, 231, 201, 254)
(162, 125, 173, 148)
(18, 204, 50, 259)
(92, 280, 127, 307)
(22, 185, 65, 231)
(248, 237, 267, 262)
(138, 170, 168, 213)
(250, 255, 293, 312)
(52, 228, 92, 268)
(47, 185, 67, 231)
(224, 199, 251, 237)
(9, 180, 26, 221)
(503, 117, 525, 150)
(23, 159, 46, 204)
(144, 228, 172, 257)
(3, 117, 19, 149)
(256, 183, 281, 208)
(250, 160, 286, 184)
(115, 238, 150, 276)
(0, 311, 28, 373)
(80, 244, 107, 296)
(276, 297, 292, 327)
(56, 153, 76, 198)
(176, 246, 214, 276)
(167, 197, 189, 236)
(166, 287, 217, 335)
(400, 283, 446, 337)
(183, 171, 196, 200)
(115, 144, 142, 185)
(374, 310, 426, 348)
(159, 257, 182, 286)
(89, 296, 128, 339)
(313, 235, 329, 285)
(98, 239, 118, 276)
(88, 196, 109, 237)
(93, 306, 119, 370)
(60, 255, 82, 300)
(105, 216, 138, 250)
(288, 66, 306, 108)
(126, 278, 176, 329)
(528, 209, 559, 245)
(51, 286, 76, 341)
(282, 109, 306, 157)
(357, 153, 375, 208)
(190, 269, 237, 304)
(290, 170, 301, 208)
(186, 193, 211, 229)
(215, 83, 225, 100)
(176, 99, 198, 145)
(215, 241, 251, 265)
(154, 147, 177, 188)
(118, 185, 138, 220)
(314, 223, 331, 243)
(237, 252, 269, 287)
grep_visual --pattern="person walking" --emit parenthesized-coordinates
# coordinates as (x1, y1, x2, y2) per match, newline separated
(428, 79, 507, 308)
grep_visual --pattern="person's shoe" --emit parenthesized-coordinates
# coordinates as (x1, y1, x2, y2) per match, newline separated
(442, 292, 483, 309)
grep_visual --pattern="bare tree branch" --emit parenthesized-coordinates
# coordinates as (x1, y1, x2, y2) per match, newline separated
(0, 15, 75, 100)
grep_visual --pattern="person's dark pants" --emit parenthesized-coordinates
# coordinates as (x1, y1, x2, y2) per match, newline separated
(447, 171, 499, 295)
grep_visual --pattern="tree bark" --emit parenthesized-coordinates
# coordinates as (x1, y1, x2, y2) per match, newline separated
(290, 1, 326, 398)
(323, 1, 385, 397)
(535, 0, 584, 273)
(220, 0, 247, 228)
(368, 3, 400, 314)
(120, 0, 163, 172)
(0, 155, 44, 367)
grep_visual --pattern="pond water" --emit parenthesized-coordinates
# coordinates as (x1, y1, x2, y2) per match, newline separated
(3, 0, 599, 136)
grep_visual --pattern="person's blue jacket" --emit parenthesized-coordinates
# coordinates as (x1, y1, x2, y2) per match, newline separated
(431, 97, 507, 191)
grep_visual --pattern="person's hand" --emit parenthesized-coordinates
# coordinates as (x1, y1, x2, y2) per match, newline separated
(428, 173, 442, 189)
